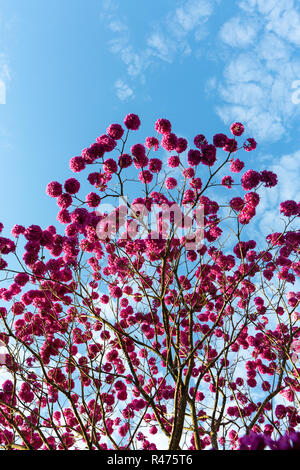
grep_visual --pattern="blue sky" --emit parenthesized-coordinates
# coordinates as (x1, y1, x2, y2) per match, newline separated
(0, 0, 300, 238)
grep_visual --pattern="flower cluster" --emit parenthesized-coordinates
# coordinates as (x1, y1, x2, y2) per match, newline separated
(0, 114, 298, 451)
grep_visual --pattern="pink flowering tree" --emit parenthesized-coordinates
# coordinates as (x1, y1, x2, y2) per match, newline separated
(0, 115, 299, 450)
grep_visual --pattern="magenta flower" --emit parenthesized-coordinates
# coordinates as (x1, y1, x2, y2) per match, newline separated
(124, 113, 141, 130)
(229, 197, 244, 211)
(96, 134, 116, 152)
(168, 155, 180, 168)
(155, 118, 171, 135)
(176, 137, 188, 153)
(243, 137, 257, 152)
(201, 144, 217, 166)
(194, 134, 208, 149)
(145, 136, 159, 150)
(230, 122, 244, 136)
(165, 177, 177, 189)
(280, 200, 299, 217)
(118, 154, 132, 168)
(86, 192, 101, 208)
(161, 133, 178, 151)
(106, 123, 124, 140)
(46, 181, 63, 198)
(213, 133, 228, 148)
(221, 176, 234, 188)
(138, 170, 153, 184)
(223, 139, 238, 153)
(64, 178, 80, 194)
(187, 149, 201, 166)
(148, 158, 162, 173)
(69, 156, 86, 173)
(260, 170, 278, 188)
(103, 158, 118, 173)
(241, 170, 261, 190)
(230, 158, 245, 173)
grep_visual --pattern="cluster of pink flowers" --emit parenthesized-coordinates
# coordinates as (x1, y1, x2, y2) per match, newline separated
(280, 200, 299, 217)
(221, 176, 234, 188)
(0, 114, 299, 451)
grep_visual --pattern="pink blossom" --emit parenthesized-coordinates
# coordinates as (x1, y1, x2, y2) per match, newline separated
(223, 139, 238, 153)
(229, 197, 244, 212)
(168, 155, 180, 168)
(187, 149, 201, 166)
(69, 156, 86, 173)
(175, 137, 188, 153)
(124, 113, 141, 130)
(155, 118, 171, 134)
(260, 170, 278, 188)
(213, 133, 228, 148)
(280, 200, 299, 217)
(139, 170, 153, 184)
(148, 158, 162, 173)
(103, 158, 118, 173)
(165, 177, 177, 189)
(221, 176, 234, 188)
(86, 192, 101, 208)
(107, 123, 124, 140)
(243, 138, 257, 152)
(241, 170, 261, 190)
(161, 133, 178, 151)
(118, 154, 132, 168)
(230, 158, 245, 173)
(145, 136, 159, 150)
(201, 145, 217, 166)
(64, 178, 80, 194)
(230, 122, 244, 136)
(96, 134, 116, 152)
(194, 134, 208, 149)
(46, 181, 63, 198)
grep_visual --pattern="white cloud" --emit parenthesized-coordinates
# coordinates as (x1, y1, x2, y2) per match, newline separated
(258, 33, 292, 63)
(219, 16, 260, 48)
(205, 76, 217, 93)
(101, 0, 217, 98)
(101, 0, 119, 14)
(147, 32, 175, 63)
(153, 0, 216, 61)
(172, 0, 214, 32)
(255, 0, 300, 46)
(115, 79, 134, 101)
(240, 0, 278, 15)
(108, 19, 128, 33)
(255, 149, 300, 235)
(215, 2, 300, 143)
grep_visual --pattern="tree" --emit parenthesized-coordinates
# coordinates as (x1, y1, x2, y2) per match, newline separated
(0, 114, 299, 451)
